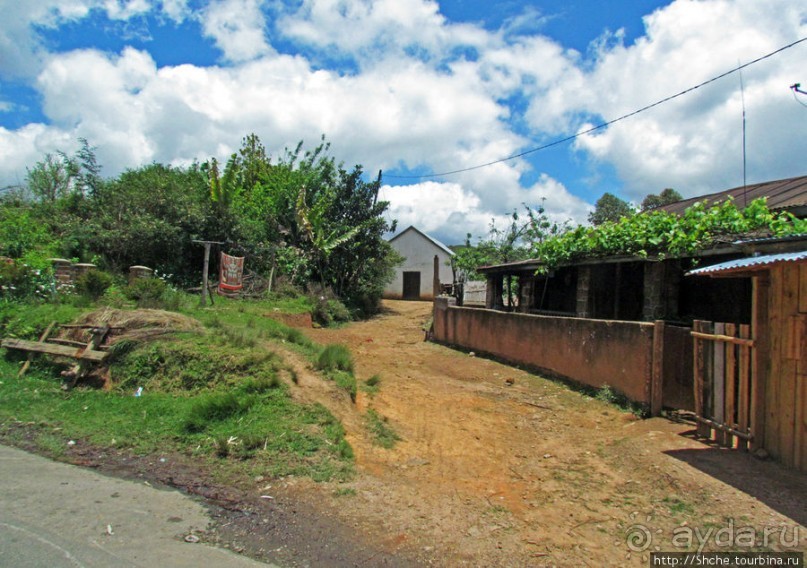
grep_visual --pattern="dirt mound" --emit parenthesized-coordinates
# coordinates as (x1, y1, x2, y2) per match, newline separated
(65, 308, 203, 345)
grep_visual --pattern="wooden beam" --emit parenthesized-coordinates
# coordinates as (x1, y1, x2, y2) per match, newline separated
(17, 321, 56, 377)
(2, 338, 107, 362)
(690, 331, 755, 347)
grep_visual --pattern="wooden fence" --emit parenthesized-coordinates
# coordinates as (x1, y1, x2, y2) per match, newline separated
(692, 320, 755, 450)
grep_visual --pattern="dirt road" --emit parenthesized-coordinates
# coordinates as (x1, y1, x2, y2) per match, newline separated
(285, 300, 806, 566)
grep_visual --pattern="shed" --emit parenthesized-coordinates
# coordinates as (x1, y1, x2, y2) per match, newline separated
(384, 226, 454, 301)
(688, 243, 807, 472)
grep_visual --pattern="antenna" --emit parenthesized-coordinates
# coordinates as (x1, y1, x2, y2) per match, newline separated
(740, 66, 747, 207)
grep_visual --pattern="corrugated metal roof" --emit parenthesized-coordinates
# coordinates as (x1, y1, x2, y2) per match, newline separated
(651, 175, 807, 215)
(688, 250, 807, 277)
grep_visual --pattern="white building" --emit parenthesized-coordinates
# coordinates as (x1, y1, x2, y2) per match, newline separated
(384, 226, 454, 301)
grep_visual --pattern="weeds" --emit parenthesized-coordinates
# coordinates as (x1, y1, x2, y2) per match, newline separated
(365, 408, 401, 449)
(315, 344, 354, 373)
(361, 374, 381, 397)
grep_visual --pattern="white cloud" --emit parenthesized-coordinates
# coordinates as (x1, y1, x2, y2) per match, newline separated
(201, 0, 272, 62)
(1, 0, 805, 242)
(568, 0, 807, 200)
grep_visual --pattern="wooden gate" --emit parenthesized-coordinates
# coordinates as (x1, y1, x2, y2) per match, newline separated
(691, 320, 755, 450)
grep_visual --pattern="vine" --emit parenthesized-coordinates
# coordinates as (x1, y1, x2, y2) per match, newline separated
(529, 198, 807, 271)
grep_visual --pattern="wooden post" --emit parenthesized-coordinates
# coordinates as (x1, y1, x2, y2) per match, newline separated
(713, 322, 726, 445)
(650, 320, 665, 416)
(693, 320, 711, 438)
(724, 323, 737, 449)
(193, 240, 224, 307)
(750, 274, 769, 451)
(433, 254, 440, 299)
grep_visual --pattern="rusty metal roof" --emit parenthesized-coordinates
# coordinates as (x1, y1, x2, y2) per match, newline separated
(651, 175, 807, 215)
(688, 250, 807, 277)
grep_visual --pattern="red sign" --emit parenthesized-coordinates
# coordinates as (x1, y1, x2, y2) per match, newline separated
(219, 252, 245, 292)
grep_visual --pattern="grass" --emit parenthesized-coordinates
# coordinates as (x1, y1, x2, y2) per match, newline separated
(361, 374, 381, 397)
(365, 408, 401, 449)
(0, 291, 357, 483)
(314, 344, 357, 402)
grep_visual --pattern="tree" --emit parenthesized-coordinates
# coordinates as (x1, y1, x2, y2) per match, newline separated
(26, 152, 78, 202)
(641, 188, 683, 211)
(588, 193, 633, 226)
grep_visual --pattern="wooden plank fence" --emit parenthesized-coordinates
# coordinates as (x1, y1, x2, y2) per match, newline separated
(692, 320, 754, 450)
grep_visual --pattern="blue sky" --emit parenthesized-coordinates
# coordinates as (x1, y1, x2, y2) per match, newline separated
(1, 0, 805, 244)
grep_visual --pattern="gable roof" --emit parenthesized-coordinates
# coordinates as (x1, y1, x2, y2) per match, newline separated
(388, 226, 455, 256)
(651, 175, 807, 216)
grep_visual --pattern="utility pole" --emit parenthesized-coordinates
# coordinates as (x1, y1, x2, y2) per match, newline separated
(193, 240, 224, 306)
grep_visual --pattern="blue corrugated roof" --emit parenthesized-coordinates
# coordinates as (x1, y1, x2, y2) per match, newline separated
(688, 251, 807, 276)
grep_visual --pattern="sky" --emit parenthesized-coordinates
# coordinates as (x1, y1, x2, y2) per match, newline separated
(0, 0, 805, 245)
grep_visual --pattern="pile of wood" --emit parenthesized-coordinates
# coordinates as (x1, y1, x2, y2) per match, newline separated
(2, 308, 203, 388)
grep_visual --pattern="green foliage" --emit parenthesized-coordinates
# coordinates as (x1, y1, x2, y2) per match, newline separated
(124, 278, 168, 308)
(0, 203, 57, 259)
(452, 204, 568, 280)
(532, 198, 807, 271)
(308, 286, 352, 326)
(74, 269, 114, 301)
(0, 260, 53, 302)
(588, 192, 634, 226)
(641, 188, 683, 211)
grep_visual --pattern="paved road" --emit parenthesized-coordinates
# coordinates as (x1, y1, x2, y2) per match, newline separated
(0, 445, 275, 567)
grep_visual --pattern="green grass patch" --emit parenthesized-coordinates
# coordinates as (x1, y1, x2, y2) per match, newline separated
(314, 344, 357, 401)
(365, 408, 401, 449)
(315, 344, 354, 373)
(361, 374, 381, 397)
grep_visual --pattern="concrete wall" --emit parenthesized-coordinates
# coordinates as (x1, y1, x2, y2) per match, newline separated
(433, 298, 660, 405)
(385, 229, 453, 300)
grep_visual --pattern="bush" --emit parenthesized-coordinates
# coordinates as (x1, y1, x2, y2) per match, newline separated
(75, 269, 114, 300)
(0, 260, 52, 301)
(308, 285, 352, 326)
(125, 277, 167, 308)
(315, 344, 354, 373)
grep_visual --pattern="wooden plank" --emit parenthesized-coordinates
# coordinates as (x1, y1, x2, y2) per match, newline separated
(2, 338, 107, 362)
(738, 324, 752, 451)
(17, 321, 56, 378)
(725, 323, 737, 448)
(690, 331, 755, 347)
(784, 315, 805, 360)
(693, 415, 753, 441)
(751, 274, 769, 452)
(713, 323, 726, 445)
(650, 321, 664, 416)
(799, 264, 807, 313)
(693, 320, 711, 438)
(777, 265, 800, 466)
(795, 370, 806, 471)
(764, 268, 782, 459)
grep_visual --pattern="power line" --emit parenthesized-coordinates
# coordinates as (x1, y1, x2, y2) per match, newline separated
(386, 36, 807, 180)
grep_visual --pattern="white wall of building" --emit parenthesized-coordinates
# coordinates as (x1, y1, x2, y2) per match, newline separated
(384, 227, 454, 300)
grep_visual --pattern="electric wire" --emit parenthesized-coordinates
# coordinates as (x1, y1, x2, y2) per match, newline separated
(385, 36, 807, 180)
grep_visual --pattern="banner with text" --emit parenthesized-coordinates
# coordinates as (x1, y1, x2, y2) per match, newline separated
(219, 252, 245, 293)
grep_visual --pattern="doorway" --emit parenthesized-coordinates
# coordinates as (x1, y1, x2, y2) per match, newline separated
(402, 272, 421, 300)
